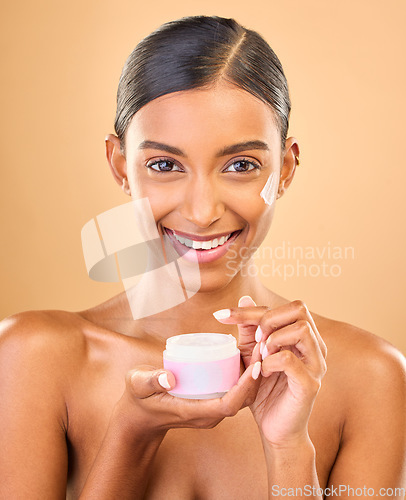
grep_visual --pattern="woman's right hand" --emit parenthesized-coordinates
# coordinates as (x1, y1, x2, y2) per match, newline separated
(115, 362, 261, 437)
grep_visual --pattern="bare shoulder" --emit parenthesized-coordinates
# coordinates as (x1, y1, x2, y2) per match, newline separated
(311, 311, 405, 404)
(313, 312, 404, 366)
(0, 309, 89, 384)
(0, 308, 88, 352)
(308, 315, 406, 483)
(0, 311, 93, 496)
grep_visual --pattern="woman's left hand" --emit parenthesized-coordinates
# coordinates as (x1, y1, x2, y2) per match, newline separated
(214, 296, 327, 448)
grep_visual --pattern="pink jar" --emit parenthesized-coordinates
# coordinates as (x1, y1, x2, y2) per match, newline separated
(163, 333, 241, 399)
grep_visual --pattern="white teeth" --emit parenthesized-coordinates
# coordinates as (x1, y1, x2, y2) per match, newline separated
(170, 230, 235, 250)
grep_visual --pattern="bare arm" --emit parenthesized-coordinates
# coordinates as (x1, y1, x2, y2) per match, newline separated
(326, 341, 406, 498)
(0, 313, 166, 500)
(0, 313, 69, 499)
(0, 314, 165, 500)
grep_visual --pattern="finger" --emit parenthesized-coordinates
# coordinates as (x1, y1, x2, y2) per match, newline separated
(213, 302, 308, 332)
(259, 301, 318, 342)
(263, 320, 327, 377)
(213, 305, 268, 326)
(275, 301, 327, 360)
(215, 300, 327, 360)
(126, 366, 176, 399)
(237, 295, 258, 367)
(251, 340, 262, 363)
(302, 309, 328, 360)
(125, 363, 262, 430)
(262, 350, 321, 399)
(215, 361, 263, 415)
(178, 360, 262, 422)
(238, 295, 257, 308)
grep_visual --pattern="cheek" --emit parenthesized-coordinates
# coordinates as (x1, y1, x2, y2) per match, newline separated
(228, 184, 275, 241)
(247, 205, 274, 247)
(130, 180, 181, 222)
(128, 164, 177, 217)
(228, 188, 273, 227)
(255, 207, 274, 239)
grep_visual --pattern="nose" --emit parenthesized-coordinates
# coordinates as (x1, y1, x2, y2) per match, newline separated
(179, 175, 226, 228)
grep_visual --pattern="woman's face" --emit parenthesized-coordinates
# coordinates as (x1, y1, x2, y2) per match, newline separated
(115, 81, 293, 292)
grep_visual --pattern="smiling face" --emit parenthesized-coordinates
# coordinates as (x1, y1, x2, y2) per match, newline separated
(106, 80, 298, 293)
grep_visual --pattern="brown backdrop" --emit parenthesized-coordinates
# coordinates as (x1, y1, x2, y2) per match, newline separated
(1, 0, 405, 354)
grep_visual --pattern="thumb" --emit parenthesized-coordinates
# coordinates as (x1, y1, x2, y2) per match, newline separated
(237, 295, 258, 368)
(125, 365, 176, 399)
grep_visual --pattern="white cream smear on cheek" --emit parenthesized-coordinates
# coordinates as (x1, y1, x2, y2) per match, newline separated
(260, 171, 279, 206)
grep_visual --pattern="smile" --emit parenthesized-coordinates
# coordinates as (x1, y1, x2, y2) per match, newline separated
(163, 228, 243, 263)
(172, 232, 233, 250)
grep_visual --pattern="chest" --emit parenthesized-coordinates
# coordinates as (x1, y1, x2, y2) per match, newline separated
(66, 391, 340, 500)
(65, 329, 342, 499)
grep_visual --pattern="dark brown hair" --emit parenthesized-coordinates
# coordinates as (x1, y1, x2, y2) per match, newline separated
(114, 15, 291, 153)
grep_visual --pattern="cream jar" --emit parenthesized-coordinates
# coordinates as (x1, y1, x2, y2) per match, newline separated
(163, 333, 241, 399)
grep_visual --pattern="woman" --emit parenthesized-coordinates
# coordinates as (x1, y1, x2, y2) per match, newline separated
(0, 15, 404, 499)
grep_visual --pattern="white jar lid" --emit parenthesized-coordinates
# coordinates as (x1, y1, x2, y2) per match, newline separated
(164, 333, 238, 362)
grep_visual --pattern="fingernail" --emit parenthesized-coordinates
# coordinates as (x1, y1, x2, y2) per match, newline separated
(255, 325, 263, 343)
(252, 361, 262, 380)
(238, 295, 256, 306)
(259, 341, 265, 355)
(262, 344, 268, 361)
(213, 309, 231, 320)
(158, 373, 171, 390)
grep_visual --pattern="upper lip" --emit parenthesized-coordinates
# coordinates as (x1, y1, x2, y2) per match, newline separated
(164, 227, 241, 241)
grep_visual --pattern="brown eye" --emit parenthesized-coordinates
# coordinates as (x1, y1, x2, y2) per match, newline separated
(224, 160, 260, 173)
(147, 159, 182, 172)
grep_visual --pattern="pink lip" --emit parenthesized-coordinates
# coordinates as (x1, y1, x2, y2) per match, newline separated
(164, 228, 242, 263)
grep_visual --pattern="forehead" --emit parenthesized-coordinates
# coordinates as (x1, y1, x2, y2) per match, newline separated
(125, 81, 281, 154)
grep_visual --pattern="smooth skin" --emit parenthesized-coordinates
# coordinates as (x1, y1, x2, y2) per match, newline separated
(0, 80, 405, 499)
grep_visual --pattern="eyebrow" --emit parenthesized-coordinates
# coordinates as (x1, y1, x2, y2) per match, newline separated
(137, 140, 270, 157)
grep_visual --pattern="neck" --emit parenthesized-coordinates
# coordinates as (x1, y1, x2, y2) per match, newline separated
(135, 264, 278, 341)
(94, 259, 285, 342)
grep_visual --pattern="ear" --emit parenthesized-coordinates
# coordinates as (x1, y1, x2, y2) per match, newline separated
(277, 137, 300, 199)
(105, 134, 131, 196)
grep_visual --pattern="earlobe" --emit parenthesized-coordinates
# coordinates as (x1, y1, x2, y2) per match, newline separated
(105, 134, 131, 196)
(278, 137, 300, 199)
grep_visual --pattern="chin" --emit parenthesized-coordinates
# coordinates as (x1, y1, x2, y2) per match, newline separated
(190, 265, 241, 295)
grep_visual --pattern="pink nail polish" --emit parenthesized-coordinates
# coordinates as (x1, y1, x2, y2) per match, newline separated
(255, 325, 263, 343)
(252, 361, 262, 380)
(238, 295, 257, 306)
(262, 344, 268, 361)
(158, 372, 171, 389)
(213, 309, 231, 320)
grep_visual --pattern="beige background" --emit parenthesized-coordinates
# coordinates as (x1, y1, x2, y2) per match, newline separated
(1, 0, 404, 354)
